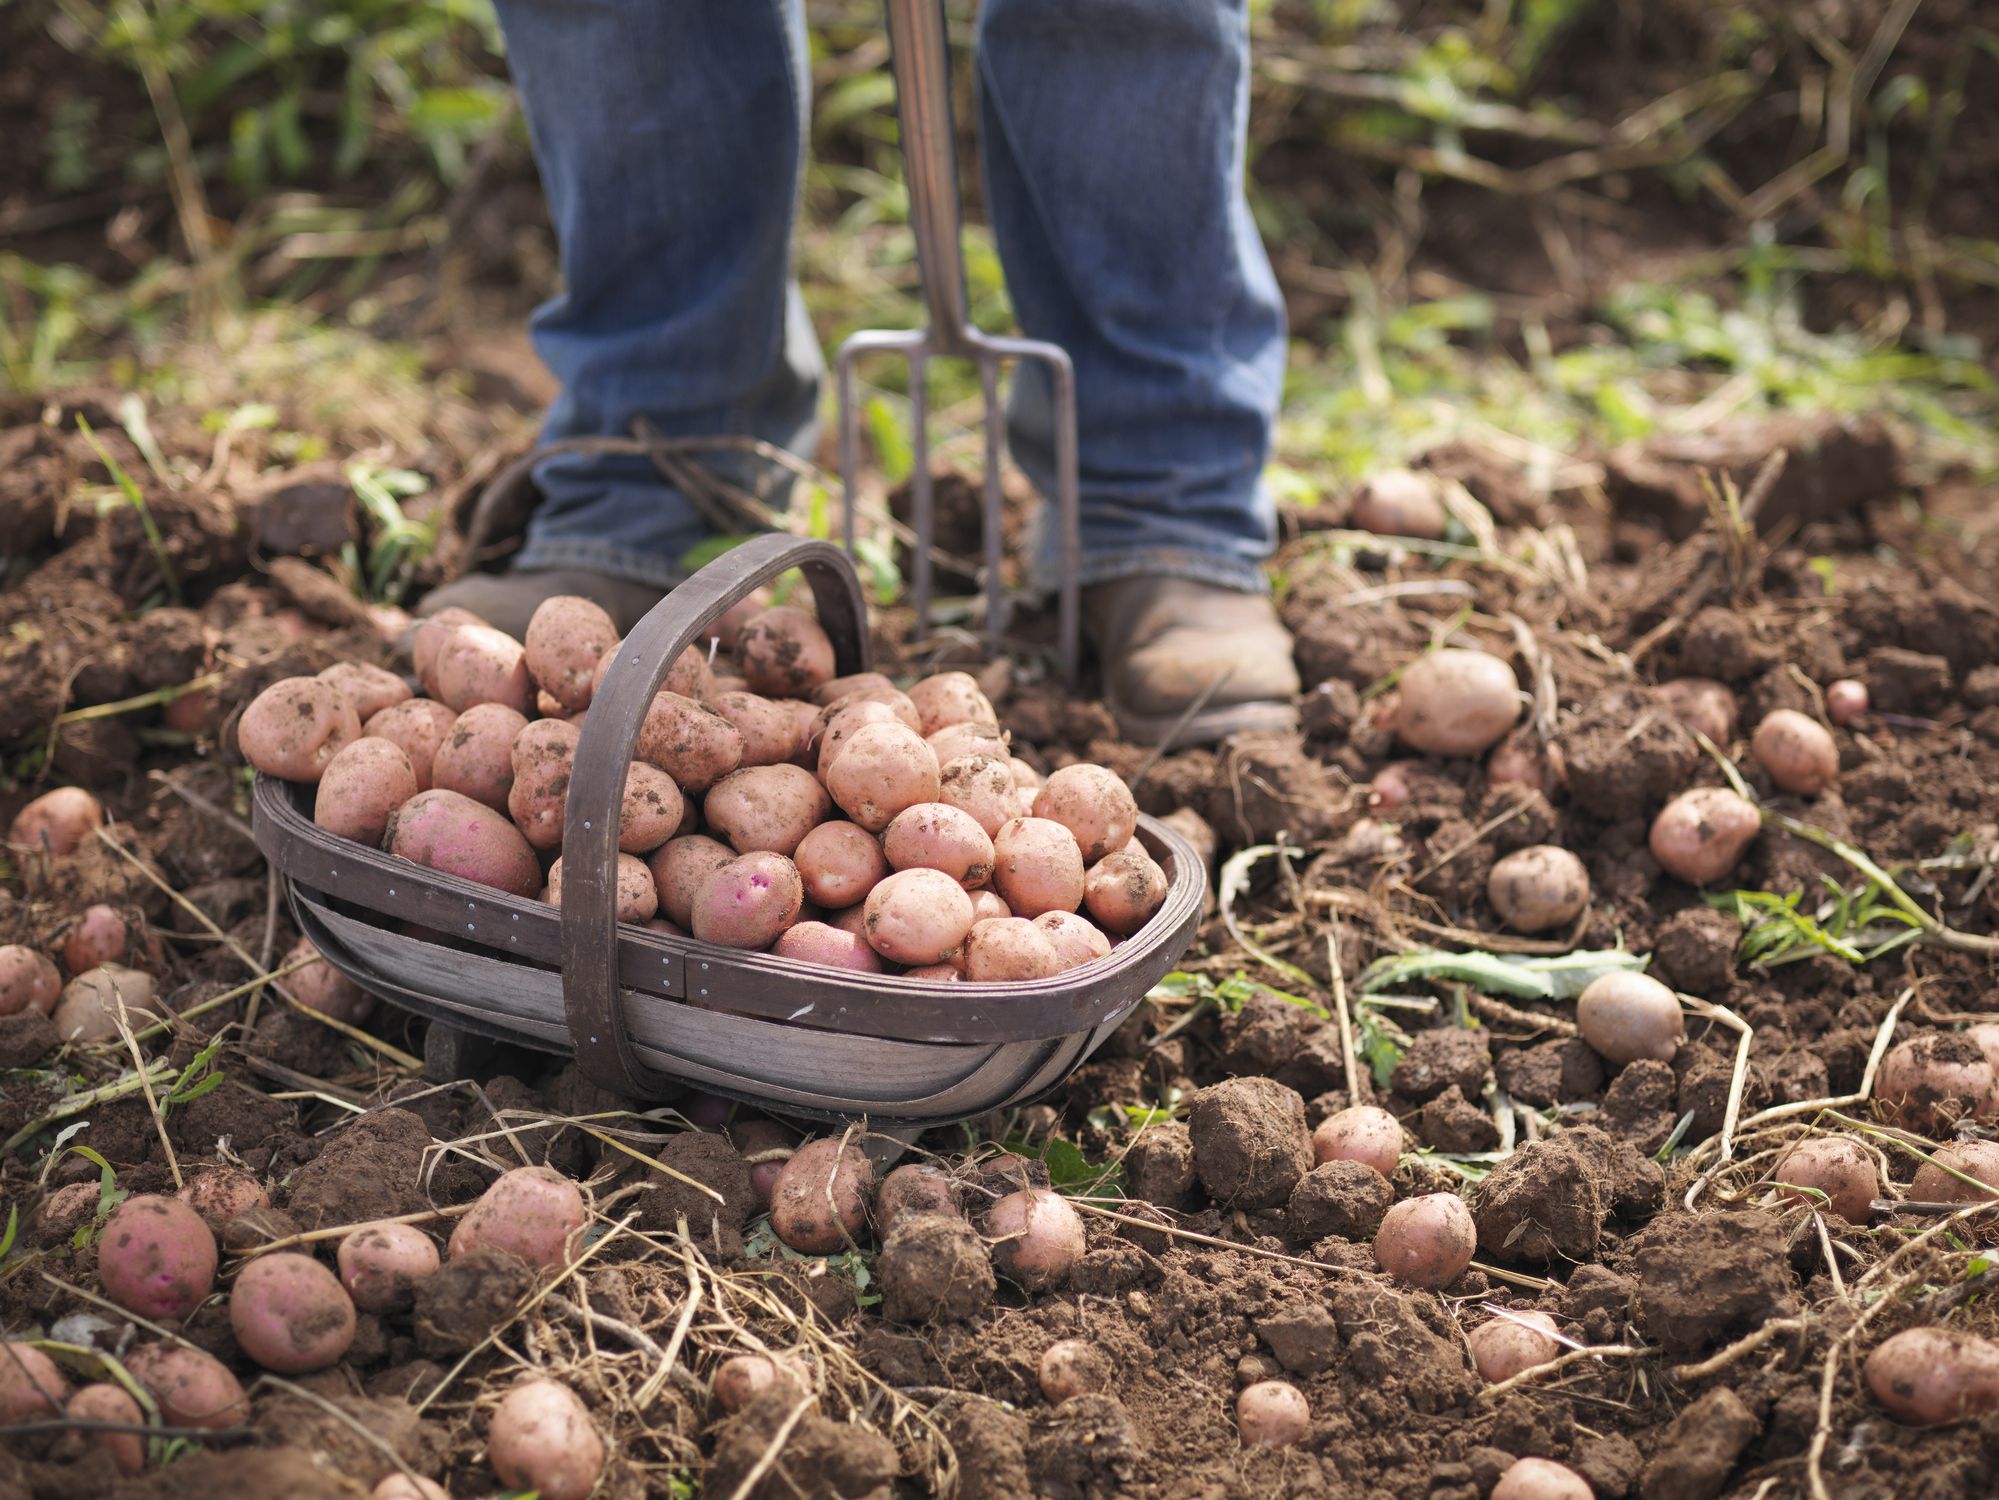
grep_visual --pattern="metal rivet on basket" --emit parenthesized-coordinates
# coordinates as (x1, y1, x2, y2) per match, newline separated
(583, 820, 592, 830)
(388, 888, 396, 897)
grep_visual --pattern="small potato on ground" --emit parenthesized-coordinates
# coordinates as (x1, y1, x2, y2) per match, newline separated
(1236, 1381, 1310, 1447)
(1910, 1140, 1999, 1203)
(1486, 845, 1589, 934)
(66, 1382, 144, 1474)
(228, 1251, 355, 1373)
(1866, 1327, 1999, 1426)
(449, 1165, 587, 1269)
(1827, 679, 1869, 725)
(1492, 1457, 1593, 1500)
(1312, 1105, 1403, 1178)
(96, 1195, 216, 1321)
(177, 1166, 268, 1231)
(1395, 649, 1520, 757)
(985, 1188, 1086, 1290)
(1772, 1136, 1879, 1221)
(61, 904, 131, 974)
(1575, 972, 1684, 1066)
(0, 946, 61, 1016)
(1039, 1339, 1113, 1403)
(713, 1353, 806, 1413)
(7, 786, 105, 856)
(1373, 1192, 1475, 1288)
(1469, 1310, 1562, 1383)
(488, 1378, 605, 1500)
(1649, 787, 1760, 885)
(1750, 708, 1839, 796)
(770, 1137, 874, 1254)
(282, 936, 373, 1022)
(338, 1222, 441, 1313)
(0, 1342, 68, 1423)
(53, 965, 160, 1043)
(875, 1164, 959, 1233)
(1656, 677, 1738, 745)
(123, 1344, 246, 1429)
(1877, 1033, 1998, 1135)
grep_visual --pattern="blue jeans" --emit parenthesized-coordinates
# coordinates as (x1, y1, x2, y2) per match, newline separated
(496, 0, 1284, 596)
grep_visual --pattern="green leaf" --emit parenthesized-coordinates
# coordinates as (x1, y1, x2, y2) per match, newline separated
(864, 396, 915, 486)
(680, 533, 753, 572)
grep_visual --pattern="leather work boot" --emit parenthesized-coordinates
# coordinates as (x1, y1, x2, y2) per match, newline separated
(1084, 576, 1300, 748)
(416, 568, 667, 640)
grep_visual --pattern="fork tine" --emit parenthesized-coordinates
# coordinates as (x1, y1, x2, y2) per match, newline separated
(977, 355, 1006, 658)
(835, 340, 864, 557)
(909, 352, 933, 647)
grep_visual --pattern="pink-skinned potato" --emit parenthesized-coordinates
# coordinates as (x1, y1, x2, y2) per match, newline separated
(907, 672, 997, 736)
(386, 788, 542, 898)
(411, 607, 485, 687)
(373, 1477, 451, 1500)
(1877, 1033, 1999, 1134)
(1350, 467, 1446, 539)
(317, 661, 411, 723)
(99, 1194, 218, 1321)
(826, 722, 941, 832)
(433, 623, 533, 714)
(362, 699, 457, 790)
(812, 685, 922, 742)
(737, 606, 836, 698)
(1575, 972, 1683, 1065)
(619, 760, 684, 853)
(985, 1188, 1085, 1290)
(449, 1165, 587, 1269)
(1772, 1136, 1879, 1222)
(991, 817, 1086, 919)
(62, 903, 132, 974)
(507, 717, 582, 851)
(1312, 1105, 1403, 1178)
(432, 702, 528, 811)
(814, 699, 903, 778)
(6, 786, 106, 857)
(969, 889, 1012, 922)
(1492, 1457, 1593, 1500)
(713, 1353, 805, 1413)
(1236, 1380, 1311, 1448)
(524, 595, 619, 713)
(1395, 649, 1520, 757)
(939, 755, 1021, 839)
(1469, 1311, 1561, 1383)
(66, 1382, 145, 1475)
(1373, 1192, 1476, 1288)
(281, 936, 373, 1023)
(1866, 1327, 1999, 1426)
(178, 1166, 268, 1231)
(928, 720, 1008, 767)
(636, 691, 743, 794)
(0, 1341, 68, 1423)
(1033, 911, 1111, 970)
(123, 1343, 247, 1429)
(883, 802, 995, 888)
(773, 920, 883, 973)
(770, 1137, 874, 1253)
(237, 677, 361, 783)
(1032, 764, 1138, 864)
(793, 821, 889, 909)
(0, 945, 61, 1016)
(488, 1378, 605, 1500)
(1082, 845, 1167, 935)
(704, 765, 832, 857)
(648, 835, 738, 929)
(1910, 1140, 1999, 1204)
(228, 1251, 355, 1373)
(690, 852, 804, 949)
(546, 851, 659, 922)
(1751, 708, 1839, 796)
(1649, 787, 1761, 885)
(337, 1222, 441, 1313)
(314, 735, 420, 845)
(1656, 677, 1738, 746)
(52, 965, 161, 1043)
(711, 690, 808, 767)
(963, 917, 1063, 982)
(864, 868, 975, 965)
(814, 671, 896, 706)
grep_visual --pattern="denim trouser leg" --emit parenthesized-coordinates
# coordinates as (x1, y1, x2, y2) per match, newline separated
(976, 0, 1285, 595)
(492, 0, 822, 588)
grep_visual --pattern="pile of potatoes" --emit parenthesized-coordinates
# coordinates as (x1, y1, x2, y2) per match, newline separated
(236, 595, 1167, 983)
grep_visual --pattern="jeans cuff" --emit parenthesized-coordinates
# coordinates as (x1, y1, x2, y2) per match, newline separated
(513, 537, 690, 591)
(1037, 546, 1270, 597)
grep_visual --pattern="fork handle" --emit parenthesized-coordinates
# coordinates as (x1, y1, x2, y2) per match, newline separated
(887, 0, 973, 357)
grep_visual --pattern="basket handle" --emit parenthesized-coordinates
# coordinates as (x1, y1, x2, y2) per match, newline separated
(559, 534, 872, 1095)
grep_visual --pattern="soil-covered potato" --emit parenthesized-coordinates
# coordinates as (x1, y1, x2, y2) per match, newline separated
(738, 606, 836, 698)
(1038, 1339, 1113, 1403)
(991, 817, 1086, 919)
(238, 676, 362, 783)
(938, 754, 1021, 838)
(690, 851, 804, 949)
(1082, 845, 1168, 935)
(984, 1187, 1085, 1289)
(337, 1222, 440, 1313)
(1575, 972, 1684, 1064)
(814, 699, 904, 778)
(449, 1166, 587, 1269)
(362, 699, 457, 790)
(317, 661, 412, 723)
(1877, 1033, 1998, 1134)
(488, 1378, 605, 1500)
(524, 595, 619, 713)
(963, 917, 1063, 981)
(0, 1343, 68, 1424)
(411, 606, 484, 687)
(431, 702, 528, 811)
(1750, 707, 1839, 795)
(772, 920, 883, 972)
(907, 671, 998, 736)
(66, 1382, 145, 1474)
(1649, 787, 1760, 885)
(1032, 763, 1138, 864)
(1469, 1310, 1561, 1383)
(1311, 1105, 1404, 1179)
(1909, 1140, 1999, 1203)
(1350, 467, 1446, 538)
(52, 965, 161, 1043)
(1866, 1327, 1999, 1426)
(1189, 1077, 1314, 1209)
(1237, 1380, 1311, 1447)
(647, 835, 738, 930)
(1486, 845, 1590, 934)
(1395, 649, 1521, 756)
(770, 1136, 874, 1253)
(506, 717, 582, 851)
(619, 760, 684, 853)
(1771, 1136, 1879, 1221)
(794, 821, 889, 909)
(713, 1354, 804, 1413)
(882, 802, 996, 888)
(228, 1251, 356, 1373)
(177, 1166, 268, 1231)
(546, 851, 659, 923)
(60, 903, 131, 974)
(704, 764, 832, 857)
(826, 722, 940, 832)
(928, 720, 1009, 767)
(123, 1344, 247, 1429)
(0, 945, 62, 1017)
(712, 690, 810, 767)
(875, 1163, 959, 1233)
(637, 690, 743, 794)
(1033, 910, 1112, 970)
(314, 735, 419, 845)
(6, 786, 106, 857)
(98, 1194, 217, 1320)
(1656, 677, 1738, 745)
(432, 623, 534, 714)
(387, 789, 542, 897)
(863, 868, 976, 965)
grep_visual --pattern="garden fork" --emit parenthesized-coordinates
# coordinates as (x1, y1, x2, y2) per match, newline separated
(836, 0, 1081, 684)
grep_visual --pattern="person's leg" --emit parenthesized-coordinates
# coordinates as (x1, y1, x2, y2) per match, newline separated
(975, 0, 1296, 741)
(433, 0, 819, 632)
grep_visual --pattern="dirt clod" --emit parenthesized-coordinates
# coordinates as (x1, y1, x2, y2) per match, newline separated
(1638, 1386, 1759, 1500)
(1187, 1076, 1314, 1210)
(1124, 1122, 1197, 1210)
(876, 1213, 996, 1324)
(1288, 1158, 1394, 1241)
(1631, 1210, 1798, 1357)
(411, 1247, 533, 1358)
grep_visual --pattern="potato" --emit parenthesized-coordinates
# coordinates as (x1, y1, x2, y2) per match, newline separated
(770, 1136, 874, 1253)
(883, 803, 995, 888)
(387, 788, 542, 898)
(817, 684, 923, 739)
(1648, 786, 1760, 885)
(362, 699, 457, 790)
(124, 1343, 247, 1429)
(314, 736, 420, 846)
(705, 765, 832, 857)
(1772, 1136, 1879, 1221)
(1878, 1033, 1999, 1134)
(963, 917, 1064, 982)
(1486, 845, 1590, 934)
(863, 868, 976, 965)
(1395, 649, 1521, 757)
(710, 586, 775, 653)
(176, 1167, 268, 1234)
(431, 703, 527, 811)
(1866, 1327, 1999, 1426)
(317, 661, 412, 723)
(736, 605, 835, 698)
(58, 903, 128, 975)
(938, 755, 1021, 839)
(507, 718, 582, 851)
(985, 1188, 1085, 1290)
(903, 964, 962, 981)
(1009, 758, 1043, 789)
(907, 672, 998, 736)
(815, 671, 895, 706)
(337, 1222, 441, 1313)
(1910, 1140, 1999, 1204)
(433, 623, 533, 714)
(524, 595, 619, 712)
(824, 722, 940, 833)
(228, 1251, 355, 1373)
(0, 1342, 68, 1423)
(875, 1163, 959, 1233)
(617, 761, 683, 854)
(1575, 972, 1684, 1065)
(1469, 1310, 1561, 1383)
(1370, 763, 1413, 810)
(1350, 467, 1446, 539)
(1827, 679, 1869, 726)
(1235, 1380, 1310, 1448)
(970, 890, 1012, 922)
(713, 1353, 805, 1413)
(53, 965, 160, 1043)
(1751, 708, 1839, 796)
(99, 1193, 217, 1320)
(770, 920, 884, 973)
(591, 639, 713, 702)
(1491, 1457, 1593, 1500)
(66, 1382, 144, 1475)
(411, 606, 485, 685)
(822, 902, 869, 937)
(489, 1378, 605, 1500)
(1312, 1105, 1404, 1178)
(1032, 764, 1138, 864)
(814, 700, 905, 779)
(793, 821, 889, 909)
(648, 835, 738, 929)
(1656, 677, 1738, 745)
(1082, 846, 1168, 936)
(1039, 1338, 1112, 1404)
(928, 721, 1008, 767)
(281, 936, 373, 1022)
(237, 677, 362, 783)
(691, 852, 804, 949)
(372, 1477, 451, 1500)
(992, 817, 1086, 919)
(712, 690, 810, 767)
(637, 691, 743, 794)
(0, 945, 62, 1017)
(1485, 729, 1560, 796)
(546, 852, 659, 923)
(449, 1166, 587, 1269)
(1372, 1192, 1476, 1288)
(1033, 911, 1112, 970)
